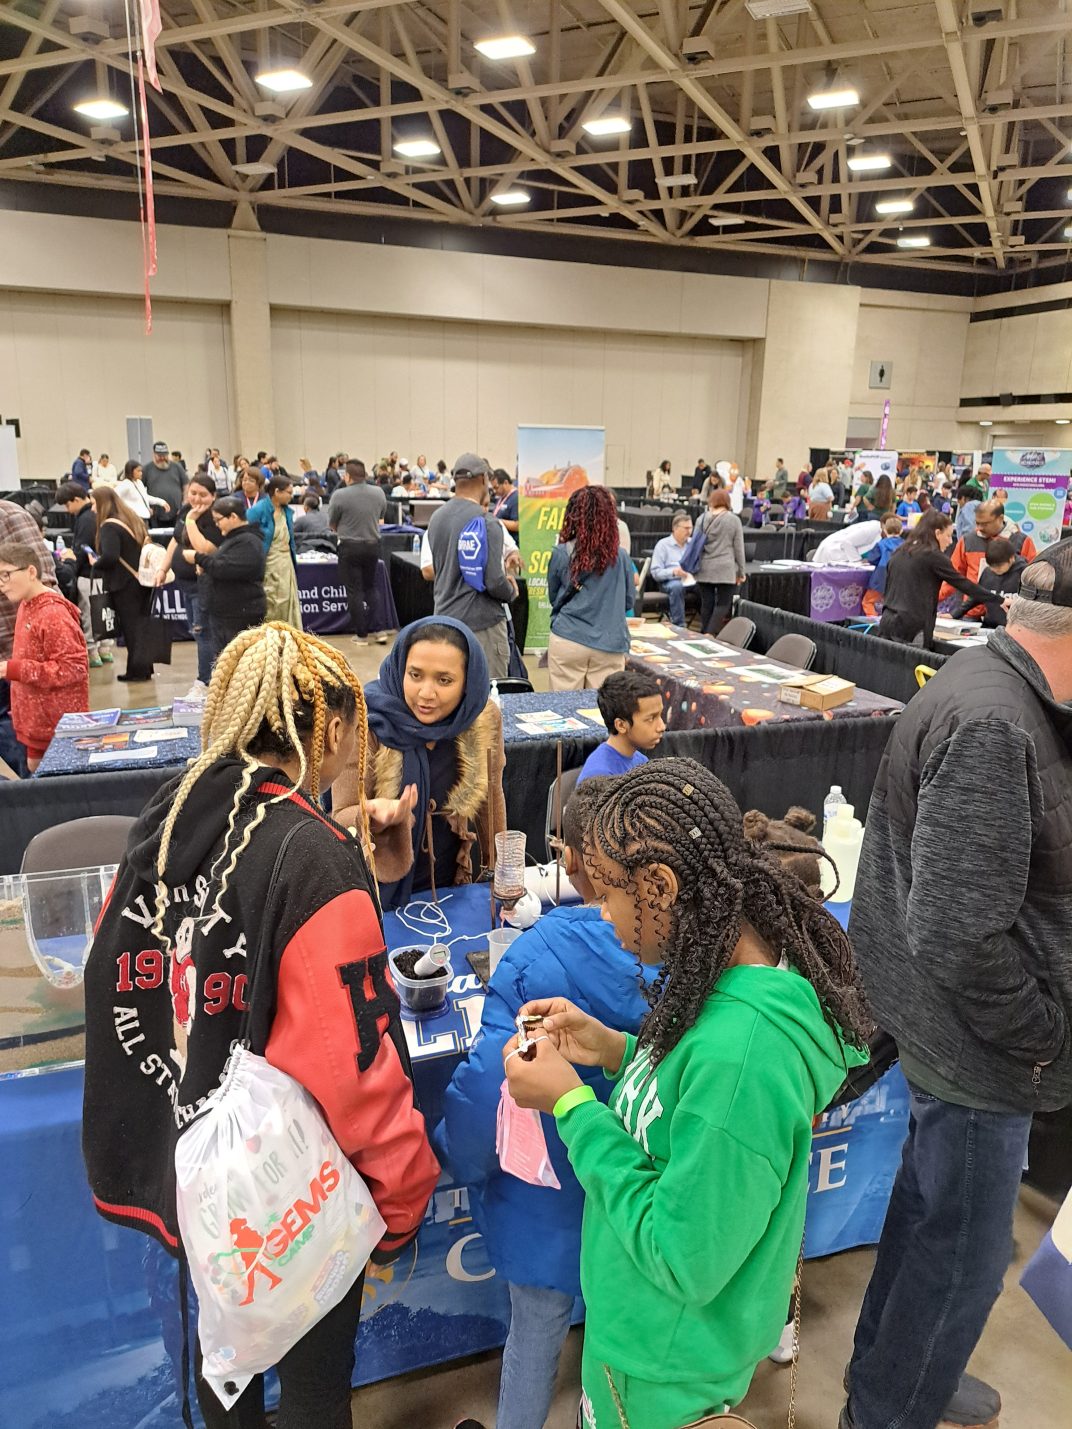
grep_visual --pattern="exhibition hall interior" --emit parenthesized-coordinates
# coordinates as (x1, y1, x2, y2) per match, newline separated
(1, 2, 1071, 1427)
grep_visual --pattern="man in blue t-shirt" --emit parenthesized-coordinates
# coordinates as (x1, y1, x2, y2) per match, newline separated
(577, 668, 666, 783)
(490, 469, 519, 535)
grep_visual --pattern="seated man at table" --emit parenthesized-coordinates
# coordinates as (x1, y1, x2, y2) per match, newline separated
(810, 519, 882, 567)
(649, 509, 694, 627)
(577, 669, 665, 784)
(434, 777, 657, 1429)
(952, 536, 1025, 628)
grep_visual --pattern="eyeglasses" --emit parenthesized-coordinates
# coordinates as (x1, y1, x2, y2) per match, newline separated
(0, 567, 28, 585)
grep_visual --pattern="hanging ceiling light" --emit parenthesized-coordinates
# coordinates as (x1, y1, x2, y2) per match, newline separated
(474, 36, 536, 60)
(73, 97, 129, 121)
(897, 235, 931, 248)
(848, 152, 892, 172)
(393, 138, 442, 159)
(656, 173, 698, 188)
(490, 189, 531, 206)
(582, 116, 631, 137)
(254, 67, 313, 94)
(709, 216, 746, 226)
(234, 161, 277, 176)
(875, 198, 915, 215)
(806, 86, 859, 111)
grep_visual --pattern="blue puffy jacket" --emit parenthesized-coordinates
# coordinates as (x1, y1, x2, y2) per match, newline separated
(432, 904, 656, 1296)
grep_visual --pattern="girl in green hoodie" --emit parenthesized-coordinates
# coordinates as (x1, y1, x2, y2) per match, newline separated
(503, 757, 870, 1429)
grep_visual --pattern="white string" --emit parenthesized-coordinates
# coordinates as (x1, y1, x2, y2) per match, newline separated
(393, 892, 489, 952)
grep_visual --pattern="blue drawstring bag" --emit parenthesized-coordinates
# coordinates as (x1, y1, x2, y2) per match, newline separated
(458, 516, 489, 592)
(678, 513, 711, 575)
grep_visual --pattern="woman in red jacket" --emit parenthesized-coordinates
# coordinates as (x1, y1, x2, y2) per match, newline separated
(0, 540, 88, 769)
(83, 623, 439, 1429)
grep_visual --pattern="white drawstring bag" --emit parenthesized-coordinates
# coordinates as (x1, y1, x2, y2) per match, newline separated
(175, 1046, 386, 1409)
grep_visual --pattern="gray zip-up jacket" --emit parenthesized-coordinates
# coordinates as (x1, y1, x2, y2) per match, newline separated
(849, 629, 1072, 1113)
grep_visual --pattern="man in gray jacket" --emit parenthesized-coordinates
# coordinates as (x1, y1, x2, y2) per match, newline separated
(426, 454, 516, 678)
(841, 541, 1072, 1429)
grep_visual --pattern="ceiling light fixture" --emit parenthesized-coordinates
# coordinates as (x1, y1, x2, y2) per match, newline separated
(234, 161, 277, 176)
(1064, 224, 1072, 238)
(745, 0, 813, 17)
(582, 115, 631, 137)
(807, 86, 859, 111)
(490, 188, 531, 206)
(474, 36, 536, 60)
(897, 235, 931, 248)
(875, 198, 915, 215)
(709, 216, 746, 226)
(979, 420, 993, 427)
(656, 172, 698, 188)
(1056, 419, 1071, 425)
(393, 138, 442, 159)
(254, 68, 313, 94)
(73, 97, 129, 121)
(848, 152, 892, 172)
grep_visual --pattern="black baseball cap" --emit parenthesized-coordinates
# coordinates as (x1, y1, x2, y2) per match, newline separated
(152, 441, 169, 455)
(452, 453, 491, 480)
(1018, 537, 1072, 608)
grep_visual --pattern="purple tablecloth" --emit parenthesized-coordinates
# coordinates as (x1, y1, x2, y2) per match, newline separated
(157, 558, 398, 637)
(807, 566, 868, 622)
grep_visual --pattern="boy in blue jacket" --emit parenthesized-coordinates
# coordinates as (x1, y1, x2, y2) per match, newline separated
(434, 777, 656, 1429)
(861, 514, 904, 617)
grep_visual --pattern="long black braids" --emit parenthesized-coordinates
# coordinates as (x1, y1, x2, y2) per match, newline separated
(586, 756, 871, 1068)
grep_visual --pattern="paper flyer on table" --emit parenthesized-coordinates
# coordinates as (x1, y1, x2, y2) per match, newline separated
(89, 746, 159, 765)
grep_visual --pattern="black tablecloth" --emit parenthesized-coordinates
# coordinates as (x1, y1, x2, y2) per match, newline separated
(389, 551, 530, 649)
(737, 601, 951, 705)
(744, 566, 811, 616)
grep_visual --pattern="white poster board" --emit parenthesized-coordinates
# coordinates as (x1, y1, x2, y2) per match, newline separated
(0, 426, 19, 488)
(851, 449, 898, 489)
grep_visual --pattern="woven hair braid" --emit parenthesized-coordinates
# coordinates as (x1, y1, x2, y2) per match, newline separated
(587, 757, 869, 1067)
(151, 622, 371, 950)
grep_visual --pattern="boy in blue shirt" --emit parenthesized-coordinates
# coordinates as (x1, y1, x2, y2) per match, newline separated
(576, 668, 665, 783)
(861, 514, 904, 617)
(896, 485, 921, 517)
(434, 779, 657, 1429)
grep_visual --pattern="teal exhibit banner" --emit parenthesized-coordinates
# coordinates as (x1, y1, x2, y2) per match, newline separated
(989, 448, 1071, 549)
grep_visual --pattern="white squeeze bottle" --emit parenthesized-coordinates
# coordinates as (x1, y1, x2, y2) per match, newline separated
(821, 804, 864, 903)
(823, 784, 847, 841)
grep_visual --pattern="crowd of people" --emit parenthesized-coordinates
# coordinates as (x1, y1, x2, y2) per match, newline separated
(70, 520, 1071, 1428)
(2, 434, 1067, 1426)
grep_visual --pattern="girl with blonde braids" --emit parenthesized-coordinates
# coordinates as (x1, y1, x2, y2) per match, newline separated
(83, 622, 439, 1429)
(503, 757, 870, 1429)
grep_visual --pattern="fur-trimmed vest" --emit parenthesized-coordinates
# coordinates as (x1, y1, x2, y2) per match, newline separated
(332, 701, 507, 889)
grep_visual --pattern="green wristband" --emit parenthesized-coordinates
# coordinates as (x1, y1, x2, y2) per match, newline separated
(553, 1085, 597, 1120)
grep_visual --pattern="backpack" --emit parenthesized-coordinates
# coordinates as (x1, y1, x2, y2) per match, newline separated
(457, 515, 490, 593)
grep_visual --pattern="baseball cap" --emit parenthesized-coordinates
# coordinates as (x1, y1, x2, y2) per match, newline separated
(152, 441, 169, 455)
(1018, 537, 1072, 609)
(452, 453, 491, 480)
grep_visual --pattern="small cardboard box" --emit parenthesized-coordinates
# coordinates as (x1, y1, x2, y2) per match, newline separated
(777, 672, 856, 712)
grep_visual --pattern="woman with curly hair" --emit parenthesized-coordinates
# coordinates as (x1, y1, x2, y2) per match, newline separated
(547, 484, 635, 690)
(83, 623, 439, 1429)
(503, 757, 870, 1429)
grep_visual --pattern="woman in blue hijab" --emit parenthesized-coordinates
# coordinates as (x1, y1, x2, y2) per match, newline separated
(333, 617, 507, 909)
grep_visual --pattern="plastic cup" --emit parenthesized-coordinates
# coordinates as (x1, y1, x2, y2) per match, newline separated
(488, 926, 522, 976)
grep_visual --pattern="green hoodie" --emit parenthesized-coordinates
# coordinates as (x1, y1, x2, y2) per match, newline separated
(557, 963, 866, 1408)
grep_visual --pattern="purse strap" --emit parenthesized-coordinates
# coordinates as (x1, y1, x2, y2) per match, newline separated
(602, 1241, 804, 1429)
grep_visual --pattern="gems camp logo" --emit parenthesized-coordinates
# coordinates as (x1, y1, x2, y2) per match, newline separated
(1019, 449, 1047, 469)
(212, 1160, 343, 1306)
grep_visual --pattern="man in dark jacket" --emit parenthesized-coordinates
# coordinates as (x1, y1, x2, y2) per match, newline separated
(841, 541, 1072, 1429)
(144, 441, 185, 518)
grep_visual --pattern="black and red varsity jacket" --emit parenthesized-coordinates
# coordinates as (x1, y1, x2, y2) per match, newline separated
(82, 757, 440, 1261)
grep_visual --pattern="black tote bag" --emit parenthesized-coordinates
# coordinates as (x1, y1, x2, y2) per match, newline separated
(88, 581, 120, 643)
(138, 589, 173, 667)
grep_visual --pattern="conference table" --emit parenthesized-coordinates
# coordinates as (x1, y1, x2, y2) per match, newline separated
(0, 879, 910, 1429)
(158, 556, 399, 638)
(745, 562, 868, 622)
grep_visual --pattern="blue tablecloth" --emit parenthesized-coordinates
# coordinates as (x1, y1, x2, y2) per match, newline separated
(499, 690, 606, 744)
(0, 884, 908, 1428)
(35, 725, 201, 778)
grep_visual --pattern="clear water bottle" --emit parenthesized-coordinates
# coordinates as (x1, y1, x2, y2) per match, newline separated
(822, 784, 847, 841)
(411, 534, 422, 555)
